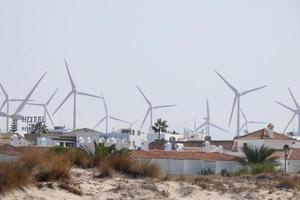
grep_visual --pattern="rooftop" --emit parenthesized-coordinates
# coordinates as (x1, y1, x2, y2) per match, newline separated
(235, 128, 294, 141)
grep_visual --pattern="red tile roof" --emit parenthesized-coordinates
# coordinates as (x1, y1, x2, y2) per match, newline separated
(235, 128, 294, 141)
(288, 148, 300, 160)
(130, 150, 237, 161)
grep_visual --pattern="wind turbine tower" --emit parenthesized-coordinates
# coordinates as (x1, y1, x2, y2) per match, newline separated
(215, 71, 267, 136)
(196, 99, 228, 136)
(94, 92, 131, 133)
(136, 85, 176, 132)
(240, 109, 267, 134)
(53, 60, 102, 130)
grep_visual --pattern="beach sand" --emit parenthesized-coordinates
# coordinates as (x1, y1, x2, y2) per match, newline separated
(1, 168, 299, 200)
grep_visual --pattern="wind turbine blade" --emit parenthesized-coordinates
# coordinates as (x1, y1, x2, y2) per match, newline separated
(209, 123, 228, 133)
(45, 108, 55, 127)
(14, 72, 47, 115)
(136, 85, 151, 106)
(130, 120, 137, 128)
(275, 101, 296, 112)
(64, 59, 76, 89)
(240, 108, 247, 122)
(77, 91, 102, 99)
(101, 91, 108, 114)
(288, 87, 299, 109)
(0, 112, 8, 117)
(94, 116, 106, 129)
(46, 87, 59, 105)
(152, 105, 177, 109)
(109, 116, 131, 124)
(241, 85, 268, 96)
(196, 122, 206, 131)
(215, 71, 237, 92)
(0, 100, 7, 112)
(53, 91, 73, 115)
(140, 108, 150, 129)
(239, 123, 247, 132)
(229, 96, 237, 127)
(0, 83, 8, 98)
(27, 103, 44, 106)
(284, 113, 297, 133)
(9, 99, 34, 102)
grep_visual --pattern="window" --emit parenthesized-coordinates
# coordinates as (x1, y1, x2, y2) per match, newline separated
(59, 142, 64, 147)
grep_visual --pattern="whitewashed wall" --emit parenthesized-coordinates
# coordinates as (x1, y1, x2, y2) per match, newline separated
(137, 158, 240, 175)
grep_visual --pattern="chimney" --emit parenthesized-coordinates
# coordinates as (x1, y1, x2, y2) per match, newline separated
(267, 123, 274, 138)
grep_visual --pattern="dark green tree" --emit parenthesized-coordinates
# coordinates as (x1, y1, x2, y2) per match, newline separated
(31, 122, 48, 134)
(152, 118, 168, 140)
(238, 145, 278, 165)
(10, 119, 18, 133)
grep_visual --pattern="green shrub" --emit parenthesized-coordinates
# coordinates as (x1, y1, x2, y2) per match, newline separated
(220, 169, 231, 177)
(235, 163, 278, 176)
(49, 146, 70, 154)
(250, 163, 277, 175)
(234, 166, 250, 176)
(197, 168, 215, 176)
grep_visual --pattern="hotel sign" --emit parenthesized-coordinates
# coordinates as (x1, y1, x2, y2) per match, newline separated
(21, 116, 45, 132)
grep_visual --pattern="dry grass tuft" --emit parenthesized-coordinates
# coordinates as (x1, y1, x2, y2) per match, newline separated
(277, 176, 300, 190)
(0, 149, 72, 193)
(98, 159, 114, 178)
(0, 161, 32, 193)
(67, 149, 94, 169)
(35, 155, 71, 182)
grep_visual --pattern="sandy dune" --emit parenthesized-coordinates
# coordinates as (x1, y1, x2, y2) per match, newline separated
(1, 168, 299, 200)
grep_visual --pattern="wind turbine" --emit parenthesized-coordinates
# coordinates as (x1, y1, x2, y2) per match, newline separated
(196, 99, 228, 136)
(215, 71, 267, 136)
(276, 87, 300, 134)
(27, 87, 59, 128)
(0, 83, 35, 132)
(53, 60, 102, 130)
(94, 92, 131, 133)
(136, 85, 176, 131)
(0, 73, 47, 131)
(239, 109, 267, 134)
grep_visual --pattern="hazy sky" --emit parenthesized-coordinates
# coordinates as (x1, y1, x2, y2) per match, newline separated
(0, 0, 300, 139)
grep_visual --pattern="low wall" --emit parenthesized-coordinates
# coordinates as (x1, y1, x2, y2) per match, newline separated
(137, 158, 240, 175)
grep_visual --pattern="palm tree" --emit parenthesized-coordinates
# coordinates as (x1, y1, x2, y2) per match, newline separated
(238, 145, 279, 165)
(152, 118, 168, 140)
